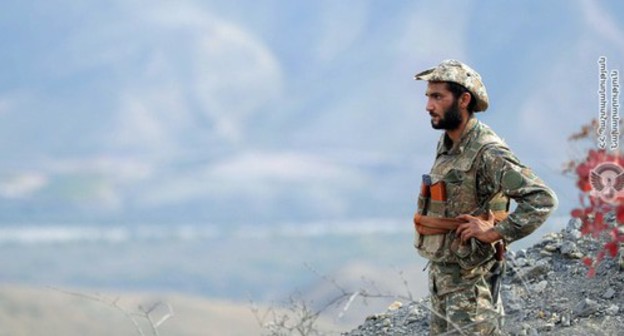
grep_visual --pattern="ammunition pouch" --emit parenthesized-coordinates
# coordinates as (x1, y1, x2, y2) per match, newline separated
(451, 237, 496, 269)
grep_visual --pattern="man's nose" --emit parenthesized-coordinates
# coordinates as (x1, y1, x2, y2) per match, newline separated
(426, 99, 434, 113)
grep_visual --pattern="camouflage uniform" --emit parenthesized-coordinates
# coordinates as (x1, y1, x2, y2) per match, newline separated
(413, 60, 558, 335)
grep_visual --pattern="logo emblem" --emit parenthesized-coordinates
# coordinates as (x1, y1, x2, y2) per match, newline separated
(589, 162, 624, 203)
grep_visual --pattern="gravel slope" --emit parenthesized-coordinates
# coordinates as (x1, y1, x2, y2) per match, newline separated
(343, 218, 624, 336)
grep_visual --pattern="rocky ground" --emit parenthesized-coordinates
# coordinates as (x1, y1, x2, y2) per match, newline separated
(343, 218, 624, 335)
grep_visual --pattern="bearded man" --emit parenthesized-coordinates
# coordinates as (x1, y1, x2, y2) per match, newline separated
(412, 59, 557, 335)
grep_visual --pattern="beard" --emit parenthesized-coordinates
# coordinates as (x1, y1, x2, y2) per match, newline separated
(431, 99, 463, 130)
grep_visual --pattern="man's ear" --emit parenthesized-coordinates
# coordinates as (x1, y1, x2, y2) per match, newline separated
(459, 92, 472, 110)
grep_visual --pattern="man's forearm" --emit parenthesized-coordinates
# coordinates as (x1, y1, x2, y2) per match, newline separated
(494, 187, 558, 244)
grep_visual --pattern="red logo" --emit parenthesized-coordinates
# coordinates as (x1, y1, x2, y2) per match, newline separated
(589, 162, 624, 204)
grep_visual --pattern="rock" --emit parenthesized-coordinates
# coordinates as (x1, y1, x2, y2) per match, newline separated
(365, 314, 381, 321)
(560, 241, 578, 256)
(606, 304, 619, 316)
(573, 298, 599, 318)
(538, 322, 555, 332)
(387, 301, 402, 311)
(514, 257, 528, 267)
(539, 250, 552, 257)
(540, 232, 560, 245)
(544, 244, 558, 253)
(514, 258, 551, 282)
(564, 229, 582, 240)
(603, 287, 616, 299)
(567, 218, 582, 231)
(532, 280, 548, 293)
(516, 249, 527, 259)
(560, 312, 571, 327)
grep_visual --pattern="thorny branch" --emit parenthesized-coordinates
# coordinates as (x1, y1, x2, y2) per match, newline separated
(250, 264, 474, 336)
(50, 287, 173, 336)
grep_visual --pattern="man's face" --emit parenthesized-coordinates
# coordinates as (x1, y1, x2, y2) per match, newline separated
(425, 82, 462, 130)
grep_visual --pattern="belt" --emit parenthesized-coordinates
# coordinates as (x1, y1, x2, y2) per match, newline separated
(413, 211, 508, 235)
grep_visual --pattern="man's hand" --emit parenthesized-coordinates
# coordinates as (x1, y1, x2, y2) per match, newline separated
(455, 211, 503, 243)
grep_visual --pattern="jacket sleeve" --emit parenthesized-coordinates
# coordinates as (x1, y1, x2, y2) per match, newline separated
(477, 146, 558, 244)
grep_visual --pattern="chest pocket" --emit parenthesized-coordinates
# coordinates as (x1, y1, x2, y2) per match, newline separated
(443, 169, 463, 184)
(443, 167, 477, 217)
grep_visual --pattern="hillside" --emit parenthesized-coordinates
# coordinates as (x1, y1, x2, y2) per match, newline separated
(344, 218, 624, 335)
(0, 285, 264, 336)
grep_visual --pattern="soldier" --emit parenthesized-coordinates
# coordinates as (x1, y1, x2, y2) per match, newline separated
(412, 59, 558, 335)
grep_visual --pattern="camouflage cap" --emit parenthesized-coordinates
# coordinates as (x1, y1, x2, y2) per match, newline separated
(414, 59, 489, 112)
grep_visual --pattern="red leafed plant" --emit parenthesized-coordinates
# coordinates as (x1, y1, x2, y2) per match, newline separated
(564, 119, 624, 276)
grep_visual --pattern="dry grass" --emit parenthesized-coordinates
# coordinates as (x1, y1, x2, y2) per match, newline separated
(0, 283, 263, 336)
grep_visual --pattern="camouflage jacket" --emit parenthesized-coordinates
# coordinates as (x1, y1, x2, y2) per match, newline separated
(433, 117, 558, 245)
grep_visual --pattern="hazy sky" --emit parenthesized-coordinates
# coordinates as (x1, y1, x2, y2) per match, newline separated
(0, 0, 622, 224)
